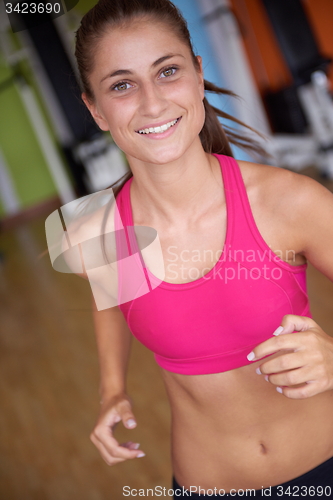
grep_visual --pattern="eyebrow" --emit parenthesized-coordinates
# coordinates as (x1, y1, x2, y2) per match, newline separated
(100, 53, 185, 85)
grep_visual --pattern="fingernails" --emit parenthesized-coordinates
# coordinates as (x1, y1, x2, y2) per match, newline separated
(273, 326, 284, 336)
(276, 387, 283, 393)
(264, 375, 269, 382)
(247, 352, 255, 361)
(137, 452, 145, 458)
(133, 443, 140, 449)
(126, 419, 136, 428)
(255, 367, 262, 375)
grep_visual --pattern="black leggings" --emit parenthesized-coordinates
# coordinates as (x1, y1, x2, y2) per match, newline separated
(172, 455, 333, 499)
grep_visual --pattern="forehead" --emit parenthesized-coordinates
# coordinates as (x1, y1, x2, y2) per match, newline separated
(95, 20, 190, 68)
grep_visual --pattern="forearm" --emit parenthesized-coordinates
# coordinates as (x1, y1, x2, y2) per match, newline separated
(91, 296, 133, 401)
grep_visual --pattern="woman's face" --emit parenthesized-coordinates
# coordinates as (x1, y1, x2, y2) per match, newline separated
(83, 19, 205, 165)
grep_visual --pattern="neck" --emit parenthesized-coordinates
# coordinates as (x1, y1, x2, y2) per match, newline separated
(125, 140, 223, 226)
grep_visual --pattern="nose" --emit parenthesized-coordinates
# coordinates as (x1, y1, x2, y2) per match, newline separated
(139, 80, 168, 118)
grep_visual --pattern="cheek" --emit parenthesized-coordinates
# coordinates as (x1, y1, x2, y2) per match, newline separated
(184, 81, 205, 115)
(188, 90, 205, 131)
(107, 103, 126, 124)
(104, 104, 132, 137)
(105, 108, 138, 153)
(171, 83, 205, 130)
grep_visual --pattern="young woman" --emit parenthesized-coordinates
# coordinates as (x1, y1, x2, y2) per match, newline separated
(73, 0, 333, 497)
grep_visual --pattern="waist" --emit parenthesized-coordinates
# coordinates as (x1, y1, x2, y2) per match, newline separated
(162, 364, 333, 490)
(172, 455, 333, 498)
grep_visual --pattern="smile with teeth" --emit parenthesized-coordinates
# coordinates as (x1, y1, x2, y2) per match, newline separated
(137, 117, 180, 134)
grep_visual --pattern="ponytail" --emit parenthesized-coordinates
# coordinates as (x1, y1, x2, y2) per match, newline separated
(201, 80, 267, 159)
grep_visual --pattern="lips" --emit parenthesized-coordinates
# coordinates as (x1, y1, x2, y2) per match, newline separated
(135, 116, 182, 133)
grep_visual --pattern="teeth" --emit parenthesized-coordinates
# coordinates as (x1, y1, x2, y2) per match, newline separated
(137, 118, 179, 134)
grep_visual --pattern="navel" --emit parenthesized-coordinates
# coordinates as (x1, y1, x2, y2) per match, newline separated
(260, 443, 268, 455)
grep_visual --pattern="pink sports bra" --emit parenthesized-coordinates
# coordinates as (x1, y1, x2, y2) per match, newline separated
(115, 154, 312, 375)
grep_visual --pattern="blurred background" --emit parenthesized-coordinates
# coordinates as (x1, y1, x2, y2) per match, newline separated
(1, 0, 333, 498)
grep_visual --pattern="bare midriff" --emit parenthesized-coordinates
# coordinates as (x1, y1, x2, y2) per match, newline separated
(161, 360, 333, 492)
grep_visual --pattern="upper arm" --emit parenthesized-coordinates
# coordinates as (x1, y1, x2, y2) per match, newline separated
(62, 200, 118, 279)
(61, 222, 89, 280)
(62, 205, 120, 309)
(292, 173, 333, 281)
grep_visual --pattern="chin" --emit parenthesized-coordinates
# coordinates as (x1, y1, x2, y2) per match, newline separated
(144, 142, 195, 165)
(128, 145, 183, 165)
(148, 150, 185, 165)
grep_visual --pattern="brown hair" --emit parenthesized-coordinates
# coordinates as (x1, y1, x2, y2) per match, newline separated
(75, 0, 267, 198)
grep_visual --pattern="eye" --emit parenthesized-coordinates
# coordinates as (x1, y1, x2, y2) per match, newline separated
(160, 66, 178, 78)
(111, 81, 133, 92)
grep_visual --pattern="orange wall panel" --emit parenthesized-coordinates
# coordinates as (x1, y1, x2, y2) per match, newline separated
(303, 0, 333, 90)
(230, 0, 333, 93)
(230, 0, 292, 94)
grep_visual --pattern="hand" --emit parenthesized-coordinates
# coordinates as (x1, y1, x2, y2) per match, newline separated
(90, 393, 145, 465)
(247, 314, 333, 399)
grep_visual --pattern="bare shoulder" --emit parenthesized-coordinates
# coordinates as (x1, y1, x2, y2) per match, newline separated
(236, 160, 333, 263)
(237, 159, 333, 219)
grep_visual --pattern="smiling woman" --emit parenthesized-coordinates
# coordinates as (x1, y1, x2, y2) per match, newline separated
(75, 1, 265, 192)
(71, 0, 333, 499)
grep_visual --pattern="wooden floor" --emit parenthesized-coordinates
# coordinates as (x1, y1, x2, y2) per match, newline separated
(1, 167, 333, 500)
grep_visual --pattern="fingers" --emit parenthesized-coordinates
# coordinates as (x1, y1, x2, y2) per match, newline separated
(265, 366, 314, 388)
(90, 395, 146, 465)
(248, 329, 317, 362)
(91, 434, 143, 466)
(247, 314, 318, 362)
(119, 441, 141, 450)
(258, 348, 324, 387)
(257, 349, 330, 399)
(117, 399, 138, 430)
(90, 425, 145, 465)
(249, 315, 333, 399)
(259, 351, 306, 375)
(274, 381, 322, 400)
(90, 433, 124, 466)
(279, 314, 317, 334)
(101, 395, 137, 428)
(257, 333, 327, 379)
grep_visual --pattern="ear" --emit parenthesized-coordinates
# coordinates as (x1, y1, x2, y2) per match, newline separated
(81, 93, 110, 132)
(195, 55, 205, 101)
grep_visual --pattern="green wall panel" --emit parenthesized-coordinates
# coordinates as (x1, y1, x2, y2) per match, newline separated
(0, 57, 58, 217)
